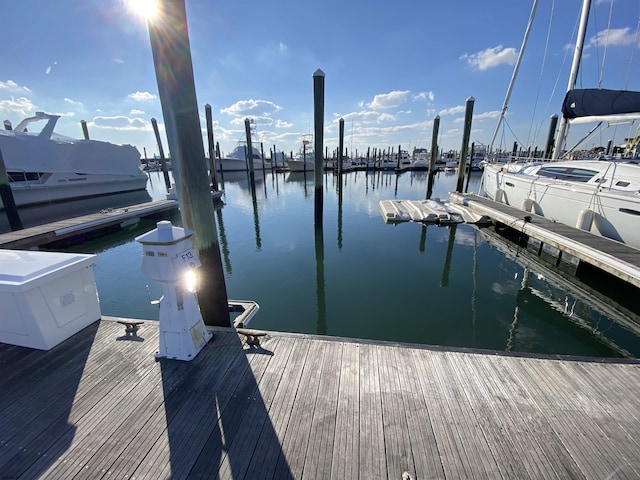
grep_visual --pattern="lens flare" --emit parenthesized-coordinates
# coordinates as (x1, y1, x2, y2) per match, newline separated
(126, 0, 158, 21)
(184, 270, 198, 293)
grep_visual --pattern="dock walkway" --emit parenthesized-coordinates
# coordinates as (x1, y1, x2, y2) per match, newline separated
(449, 193, 640, 288)
(1, 317, 639, 479)
(0, 200, 177, 250)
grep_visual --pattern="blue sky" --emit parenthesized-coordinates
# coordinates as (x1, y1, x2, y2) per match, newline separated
(1, 0, 639, 159)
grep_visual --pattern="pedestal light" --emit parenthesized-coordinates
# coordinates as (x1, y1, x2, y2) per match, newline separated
(136, 220, 212, 361)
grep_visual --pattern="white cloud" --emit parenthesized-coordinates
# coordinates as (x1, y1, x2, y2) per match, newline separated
(64, 98, 83, 109)
(113, 58, 125, 64)
(91, 115, 150, 131)
(439, 105, 465, 116)
(454, 110, 501, 123)
(0, 97, 36, 116)
(221, 99, 282, 117)
(335, 110, 396, 124)
(128, 91, 157, 101)
(130, 109, 145, 115)
(279, 42, 288, 53)
(369, 90, 410, 109)
(460, 45, 517, 70)
(413, 91, 435, 102)
(0, 80, 31, 93)
(588, 27, 638, 48)
(276, 119, 293, 128)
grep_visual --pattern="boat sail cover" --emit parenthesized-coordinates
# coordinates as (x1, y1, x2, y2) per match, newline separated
(562, 88, 640, 120)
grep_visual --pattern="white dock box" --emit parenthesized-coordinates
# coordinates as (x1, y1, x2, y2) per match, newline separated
(0, 249, 101, 350)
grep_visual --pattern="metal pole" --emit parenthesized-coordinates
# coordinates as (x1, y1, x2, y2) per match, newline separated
(148, 0, 230, 327)
(553, 0, 592, 159)
(456, 97, 474, 193)
(80, 120, 90, 140)
(313, 69, 325, 228)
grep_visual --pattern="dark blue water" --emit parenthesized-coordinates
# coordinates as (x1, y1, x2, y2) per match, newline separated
(65, 168, 640, 358)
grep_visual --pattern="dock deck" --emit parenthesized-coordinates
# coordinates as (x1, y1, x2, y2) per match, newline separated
(0, 200, 178, 250)
(449, 193, 640, 288)
(1, 317, 639, 479)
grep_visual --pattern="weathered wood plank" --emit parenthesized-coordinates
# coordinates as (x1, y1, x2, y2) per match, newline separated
(302, 340, 342, 479)
(274, 339, 326, 478)
(358, 343, 386, 479)
(244, 337, 311, 479)
(330, 341, 360, 480)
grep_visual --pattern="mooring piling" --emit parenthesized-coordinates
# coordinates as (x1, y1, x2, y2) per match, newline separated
(204, 104, 219, 192)
(148, 0, 230, 327)
(313, 69, 325, 228)
(150, 117, 172, 192)
(456, 96, 474, 193)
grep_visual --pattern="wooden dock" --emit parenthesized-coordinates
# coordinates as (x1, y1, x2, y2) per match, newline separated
(0, 200, 178, 250)
(1, 317, 639, 479)
(449, 193, 640, 289)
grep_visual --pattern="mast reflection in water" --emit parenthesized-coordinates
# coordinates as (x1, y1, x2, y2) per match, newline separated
(66, 168, 640, 358)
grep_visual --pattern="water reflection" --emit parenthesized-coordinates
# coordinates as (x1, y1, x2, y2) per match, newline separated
(82, 169, 640, 358)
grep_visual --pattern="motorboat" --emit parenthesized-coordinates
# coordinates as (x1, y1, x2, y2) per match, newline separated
(0, 112, 148, 210)
(286, 136, 314, 172)
(215, 144, 265, 173)
(482, 159, 640, 249)
(481, 0, 640, 250)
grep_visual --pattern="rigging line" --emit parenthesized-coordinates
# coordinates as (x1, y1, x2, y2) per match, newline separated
(598, 0, 616, 88)
(503, 118, 524, 149)
(527, 0, 556, 148)
(623, 7, 640, 88)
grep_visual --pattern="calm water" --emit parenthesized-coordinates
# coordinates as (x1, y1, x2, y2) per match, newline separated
(62, 168, 640, 358)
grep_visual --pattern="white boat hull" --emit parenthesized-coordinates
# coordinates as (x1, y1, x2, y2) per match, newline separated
(2, 174, 148, 209)
(215, 157, 264, 173)
(0, 112, 149, 211)
(482, 162, 640, 250)
(286, 159, 314, 172)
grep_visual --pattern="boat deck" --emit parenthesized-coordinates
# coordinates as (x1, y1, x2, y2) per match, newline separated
(0, 200, 178, 250)
(1, 317, 639, 479)
(450, 193, 640, 288)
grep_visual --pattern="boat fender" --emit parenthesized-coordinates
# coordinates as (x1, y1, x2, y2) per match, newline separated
(495, 188, 506, 203)
(520, 198, 537, 213)
(576, 208, 594, 231)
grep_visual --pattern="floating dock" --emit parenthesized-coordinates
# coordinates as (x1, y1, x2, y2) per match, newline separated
(448, 193, 640, 289)
(0, 200, 178, 250)
(1, 318, 639, 478)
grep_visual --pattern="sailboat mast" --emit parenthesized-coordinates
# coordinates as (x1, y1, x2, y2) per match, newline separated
(552, 0, 592, 159)
(488, 0, 539, 155)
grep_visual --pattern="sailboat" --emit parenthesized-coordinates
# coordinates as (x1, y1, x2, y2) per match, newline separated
(481, 0, 640, 250)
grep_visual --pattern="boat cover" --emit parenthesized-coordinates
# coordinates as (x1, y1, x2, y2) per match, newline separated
(562, 88, 640, 119)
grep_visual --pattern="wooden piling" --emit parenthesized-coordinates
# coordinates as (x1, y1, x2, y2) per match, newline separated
(427, 115, 440, 199)
(313, 69, 325, 228)
(338, 118, 344, 177)
(396, 144, 401, 170)
(3, 120, 11, 131)
(150, 117, 172, 192)
(148, 0, 230, 327)
(204, 104, 219, 192)
(244, 118, 256, 191)
(456, 97, 474, 193)
(0, 145, 22, 231)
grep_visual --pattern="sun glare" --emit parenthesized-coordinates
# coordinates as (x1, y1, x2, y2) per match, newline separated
(126, 0, 158, 21)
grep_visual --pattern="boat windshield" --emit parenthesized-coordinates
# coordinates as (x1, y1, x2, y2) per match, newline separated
(537, 166, 598, 182)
